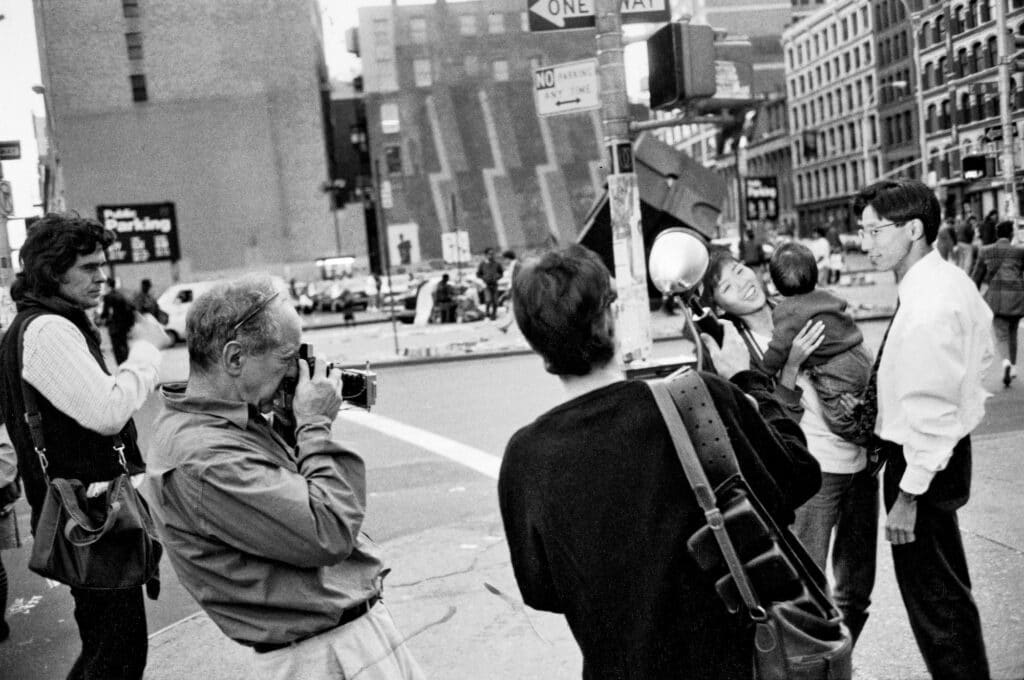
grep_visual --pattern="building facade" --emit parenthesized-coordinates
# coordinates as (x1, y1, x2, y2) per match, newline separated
(873, 0, 922, 184)
(745, 93, 797, 232)
(355, 0, 609, 264)
(784, 0, 878, 233)
(915, 0, 1024, 220)
(33, 0, 335, 288)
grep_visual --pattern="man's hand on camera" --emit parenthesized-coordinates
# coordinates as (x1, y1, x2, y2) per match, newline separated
(292, 353, 343, 424)
(130, 312, 172, 350)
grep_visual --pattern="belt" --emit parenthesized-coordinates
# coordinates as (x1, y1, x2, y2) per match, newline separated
(252, 595, 381, 654)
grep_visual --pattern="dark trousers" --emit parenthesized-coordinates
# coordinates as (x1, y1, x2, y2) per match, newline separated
(484, 283, 499, 319)
(883, 446, 990, 680)
(67, 587, 148, 680)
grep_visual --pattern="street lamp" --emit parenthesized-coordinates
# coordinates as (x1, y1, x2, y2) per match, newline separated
(862, 80, 909, 183)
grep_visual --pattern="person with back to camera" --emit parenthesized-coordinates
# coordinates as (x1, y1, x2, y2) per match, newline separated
(972, 219, 1024, 387)
(761, 242, 874, 446)
(498, 244, 820, 679)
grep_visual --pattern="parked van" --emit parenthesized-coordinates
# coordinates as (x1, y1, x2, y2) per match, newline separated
(158, 276, 289, 343)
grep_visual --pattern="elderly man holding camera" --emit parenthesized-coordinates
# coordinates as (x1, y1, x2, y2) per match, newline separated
(142, 275, 423, 680)
(0, 213, 169, 679)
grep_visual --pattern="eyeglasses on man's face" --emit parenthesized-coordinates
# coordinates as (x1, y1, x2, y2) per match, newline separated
(858, 220, 906, 241)
(230, 291, 281, 335)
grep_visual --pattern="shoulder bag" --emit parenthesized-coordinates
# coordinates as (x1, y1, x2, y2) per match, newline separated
(648, 369, 852, 680)
(19, 321, 162, 590)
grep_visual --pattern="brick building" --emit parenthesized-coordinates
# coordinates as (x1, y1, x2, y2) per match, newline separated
(33, 0, 335, 287)
(355, 0, 607, 264)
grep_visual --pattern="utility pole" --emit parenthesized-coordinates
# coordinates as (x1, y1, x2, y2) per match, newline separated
(596, 0, 651, 366)
(997, 0, 1021, 219)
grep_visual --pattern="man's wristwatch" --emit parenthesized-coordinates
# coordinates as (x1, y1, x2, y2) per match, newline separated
(898, 490, 920, 503)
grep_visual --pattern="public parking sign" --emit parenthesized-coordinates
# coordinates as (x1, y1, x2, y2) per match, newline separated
(97, 202, 181, 264)
(534, 59, 601, 117)
(744, 177, 778, 221)
(528, 0, 669, 32)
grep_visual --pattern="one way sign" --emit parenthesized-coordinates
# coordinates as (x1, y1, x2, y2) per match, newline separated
(528, 0, 669, 32)
(534, 59, 600, 117)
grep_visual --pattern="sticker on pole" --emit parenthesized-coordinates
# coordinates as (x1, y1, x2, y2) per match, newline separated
(534, 59, 600, 117)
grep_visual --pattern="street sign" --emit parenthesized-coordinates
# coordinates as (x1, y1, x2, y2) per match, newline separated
(527, 0, 669, 32)
(534, 59, 601, 117)
(96, 202, 181, 264)
(0, 141, 21, 161)
(744, 177, 778, 221)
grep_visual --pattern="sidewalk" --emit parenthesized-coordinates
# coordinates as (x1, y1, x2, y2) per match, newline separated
(309, 267, 899, 370)
(147, 430, 1024, 679)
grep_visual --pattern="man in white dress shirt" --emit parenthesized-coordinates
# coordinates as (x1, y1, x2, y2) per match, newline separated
(0, 213, 169, 679)
(853, 180, 992, 680)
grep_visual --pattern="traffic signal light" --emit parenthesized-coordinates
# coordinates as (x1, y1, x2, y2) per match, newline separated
(647, 22, 717, 111)
(962, 154, 987, 180)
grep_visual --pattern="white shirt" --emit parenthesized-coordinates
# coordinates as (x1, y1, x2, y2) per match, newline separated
(749, 330, 865, 474)
(876, 249, 994, 495)
(22, 315, 162, 436)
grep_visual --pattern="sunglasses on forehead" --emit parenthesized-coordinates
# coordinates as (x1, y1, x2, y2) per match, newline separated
(230, 291, 280, 334)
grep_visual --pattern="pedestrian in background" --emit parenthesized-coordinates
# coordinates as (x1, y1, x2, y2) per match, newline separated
(979, 209, 999, 246)
(0, 422, 20, 644)
(973, 219, 1024, 387)
(499, 244, 819, 679)
(100, 279, 137, 364)
(142, 276, 424, 680)
(854, 179, 992, 680)
(953, 220, 977, 276)
(476, 247, 504, 320)
(133, 278, 167, 324)
(0, 213, 169, 680)
(935, 224, 956, 261)
(808, 226, 833, 288)
(497, 249, 518, 333)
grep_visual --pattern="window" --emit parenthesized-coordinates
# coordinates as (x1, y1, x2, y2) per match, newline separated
(380, 102, 400, 134)
(986, 36, 998, 68)
(130, 74, 147, 102)
(464, 55, 479, 76)
(410, 17, 427, 43)
(488, 12, 505, 33)
(492, 59, 509, 81)
(125, 32, 143, 60)
(122, 0, 139, 18)
(376, 58, 398, 91)
(384, 144, 402, 175)
(459, 14, 477, 35)
(413, 58, 432, 87)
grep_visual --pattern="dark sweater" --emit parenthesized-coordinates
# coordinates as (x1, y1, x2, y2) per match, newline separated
(498, 373, 819, 680)
(763, 288, 863, 374)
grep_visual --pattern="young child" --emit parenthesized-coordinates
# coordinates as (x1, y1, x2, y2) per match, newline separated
(763, 242, 873, 445)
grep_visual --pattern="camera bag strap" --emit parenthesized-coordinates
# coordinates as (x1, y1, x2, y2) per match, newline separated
(647, 373, 766, 621)
(17, 316, 128, 484)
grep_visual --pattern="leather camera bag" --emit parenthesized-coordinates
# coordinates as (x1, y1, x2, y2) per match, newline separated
(649, 370, 852, 680)
(19, 321, 162, 590)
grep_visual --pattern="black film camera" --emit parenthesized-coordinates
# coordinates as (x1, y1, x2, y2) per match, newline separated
(282, 344, 378, 410)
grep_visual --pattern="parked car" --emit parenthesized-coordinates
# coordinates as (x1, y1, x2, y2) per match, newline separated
(158, 276, 290, 343)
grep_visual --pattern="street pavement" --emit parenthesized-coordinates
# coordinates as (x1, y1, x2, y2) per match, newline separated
(5, 262, 1024, 679)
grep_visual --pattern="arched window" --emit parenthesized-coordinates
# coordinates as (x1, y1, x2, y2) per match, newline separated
(957, 48, 969, 77)
(941, 100, 951, 129)
(923, 62, 933, 90)
(972, 42, 983, 73)
(937, 56, 947, 85)
(935, 14, 946, 42)
(968, 0, 978, 28)
(920, 21, 931, 48)
(986, 36, 998, 68)
(926, 103, 937, 133)
(980, 0, 991, 22)
(961, 93, 972, 124)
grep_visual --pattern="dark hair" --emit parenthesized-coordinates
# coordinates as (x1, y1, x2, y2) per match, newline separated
(939, 225, 957, 244)
(141, 278, 152, 292)
(502, 249, 516, 260)
(769, 242, 818, 296)
(512, 244, 615, 376)
(996, 220, 1015, 240)
(484, 247, 494, 256)
(699, 246, 741, 310)
(852, 179, 941, 244)
(17, 213, 115, 298)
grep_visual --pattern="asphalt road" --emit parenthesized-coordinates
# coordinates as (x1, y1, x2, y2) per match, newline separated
(1, 320, 1022, 678)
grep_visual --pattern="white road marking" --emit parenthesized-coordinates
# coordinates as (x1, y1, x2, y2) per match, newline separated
(338, 411, 500, 480)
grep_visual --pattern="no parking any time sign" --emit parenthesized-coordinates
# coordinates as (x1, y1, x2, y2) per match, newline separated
(534, 59, 600, 117)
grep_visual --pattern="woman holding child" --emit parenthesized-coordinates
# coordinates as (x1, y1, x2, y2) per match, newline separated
(699, 246, 878, 645)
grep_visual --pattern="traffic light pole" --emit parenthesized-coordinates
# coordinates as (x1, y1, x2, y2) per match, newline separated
(997, 0, 1021, 219)
(597, 0, 651, 366)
